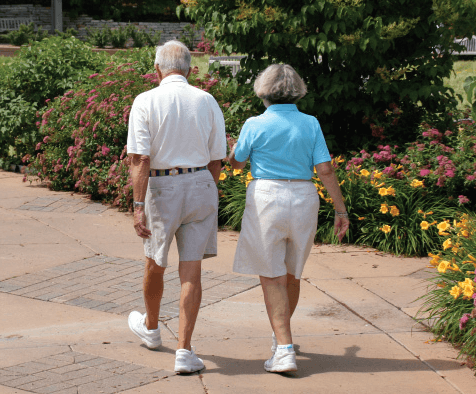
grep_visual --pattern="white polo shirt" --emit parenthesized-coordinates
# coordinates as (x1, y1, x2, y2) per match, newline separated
(127, 74, 226, 169)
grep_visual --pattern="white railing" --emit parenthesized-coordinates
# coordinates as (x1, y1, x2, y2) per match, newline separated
(454, 36, 476, 56)
(208, 55, 247, 77)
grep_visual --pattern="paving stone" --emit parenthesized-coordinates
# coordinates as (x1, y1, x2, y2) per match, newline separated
(32, 381, 76, 393)
(4, 362, 53, 375)
(0, 256, 258, 322)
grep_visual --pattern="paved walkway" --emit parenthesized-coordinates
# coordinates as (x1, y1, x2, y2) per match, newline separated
(0, 169, 475, 393)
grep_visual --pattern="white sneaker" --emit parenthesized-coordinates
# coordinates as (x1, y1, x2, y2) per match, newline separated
(174, 347, 205, 373)
(271, 332, 277, 353)
(264, 345, 297, 373)
(128, 311, 162, 349)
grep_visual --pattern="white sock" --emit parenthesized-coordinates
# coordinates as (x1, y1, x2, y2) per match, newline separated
(277, 344, 294, 350)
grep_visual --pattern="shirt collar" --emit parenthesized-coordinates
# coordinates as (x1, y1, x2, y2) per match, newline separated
(160, 74, 188, 86)
(265, 104, 298, 112)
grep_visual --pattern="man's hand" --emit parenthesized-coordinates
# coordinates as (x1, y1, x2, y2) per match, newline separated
(334, 216, 350, 242)
(134, 206, 152, 239)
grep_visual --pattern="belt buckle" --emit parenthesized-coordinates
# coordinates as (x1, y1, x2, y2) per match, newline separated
(171, 168, 178, 176)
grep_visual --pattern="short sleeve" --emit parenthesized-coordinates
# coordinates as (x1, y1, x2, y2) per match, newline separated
(127, 96, 151, 156)
(234, 120, 253, 162)
(207, 97, 227, 161)
(312, 119, 332, 165)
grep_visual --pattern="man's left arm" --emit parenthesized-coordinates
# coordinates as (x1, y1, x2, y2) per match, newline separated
(131, 154, 152, 239)
(208, 159, 222, 185)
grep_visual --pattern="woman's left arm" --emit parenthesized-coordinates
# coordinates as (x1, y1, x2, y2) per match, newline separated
(228, 143, 247, 170)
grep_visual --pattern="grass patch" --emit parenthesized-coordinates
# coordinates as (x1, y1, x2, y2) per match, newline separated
(444, 59, 476, 111)
(191, 54, 210, 78)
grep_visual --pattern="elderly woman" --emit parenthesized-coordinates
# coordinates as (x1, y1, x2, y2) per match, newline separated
(229, 64, 350, 373)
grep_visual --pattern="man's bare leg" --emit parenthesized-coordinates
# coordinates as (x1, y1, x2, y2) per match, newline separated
(143, 257, 165, 330)
(177, 260, 202, 350)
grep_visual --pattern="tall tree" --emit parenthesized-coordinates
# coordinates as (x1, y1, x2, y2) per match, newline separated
(180, 0, 476, 150)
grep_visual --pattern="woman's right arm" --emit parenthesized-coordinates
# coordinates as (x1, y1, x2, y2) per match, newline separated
(315, 161, 350, 242)
(228, 143, 247, 170)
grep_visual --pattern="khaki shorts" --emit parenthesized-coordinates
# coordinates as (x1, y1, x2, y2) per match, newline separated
(144, 170, 218, 267)
(233, 179, 319, 279)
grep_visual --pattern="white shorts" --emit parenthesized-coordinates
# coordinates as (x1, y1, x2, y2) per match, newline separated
(144, 170, 218, 267)
(233, 179, 319, 279)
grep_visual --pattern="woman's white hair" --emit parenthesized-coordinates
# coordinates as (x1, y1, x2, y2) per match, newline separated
(154, 40, 191, 75)
(254, 64, 307, 104)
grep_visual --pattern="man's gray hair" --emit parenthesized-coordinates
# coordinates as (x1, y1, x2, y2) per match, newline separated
(154, 40, 191, 75)
(254, 64, 307, 104)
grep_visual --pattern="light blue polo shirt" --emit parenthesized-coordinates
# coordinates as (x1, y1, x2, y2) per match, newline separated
(234, 104, 331, 180)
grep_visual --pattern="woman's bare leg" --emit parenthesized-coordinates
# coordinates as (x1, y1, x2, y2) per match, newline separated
(260, 275, 292, 345)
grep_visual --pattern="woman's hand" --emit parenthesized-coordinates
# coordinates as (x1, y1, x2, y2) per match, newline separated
(134, 206, 151, 239)
(334, 215, 350, 242)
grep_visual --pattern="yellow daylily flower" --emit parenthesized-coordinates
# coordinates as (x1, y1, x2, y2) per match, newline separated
(233, 169, 243, 176)
(380, 203, 389, 214)
(442, 238, 453, 250)
(246, 172, 253, 180)
(410, 179, 424, 188)
(360, 169, 370, 177)
(458, 278, 474, 289)
(219, 172, 227, 181)
(386, 186, 396, 196)
(437, 260, 451, 273)
(420, 221, 430, 230)
(437, 221, 451, 232)
(449, 286, 462, 299)
(390, 205, 400, 216)
(378, 187, 387, 196)
(380, 225, 391, 234)
(373, 171, 383, 179)
(463, 287, 474, 299)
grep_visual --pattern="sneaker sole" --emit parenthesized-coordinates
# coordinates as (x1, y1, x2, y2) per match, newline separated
(174, 364, 205, 374)
(264, 363, 298, 373)
(128, 316, 162, 350)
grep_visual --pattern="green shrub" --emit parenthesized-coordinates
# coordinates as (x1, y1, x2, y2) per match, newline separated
(110, 26, 129, 48)
(0, 36, 109, 165)
(7, 23, 48, 46)
(87, 24, 111, 48)
(417, 214, 476, 363)
(128, 25, 162, 48)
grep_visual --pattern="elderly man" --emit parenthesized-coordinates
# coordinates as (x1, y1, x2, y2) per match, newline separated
(126, 40, 226, 373)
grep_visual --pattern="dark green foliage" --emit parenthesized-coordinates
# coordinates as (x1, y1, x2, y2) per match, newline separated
(64, 0, 182, 22)
(180, 0, 476, 152)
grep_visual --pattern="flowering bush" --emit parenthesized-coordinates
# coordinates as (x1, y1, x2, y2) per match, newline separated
(0, 36, 109, 168)
(27, 62, 157, 208)
(418, 215, 476, 364)
(27, 50, 259, 210)
(217, 155, 465, 256)
(196, 33, 218, 55)
(347, 118, 476, 209)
